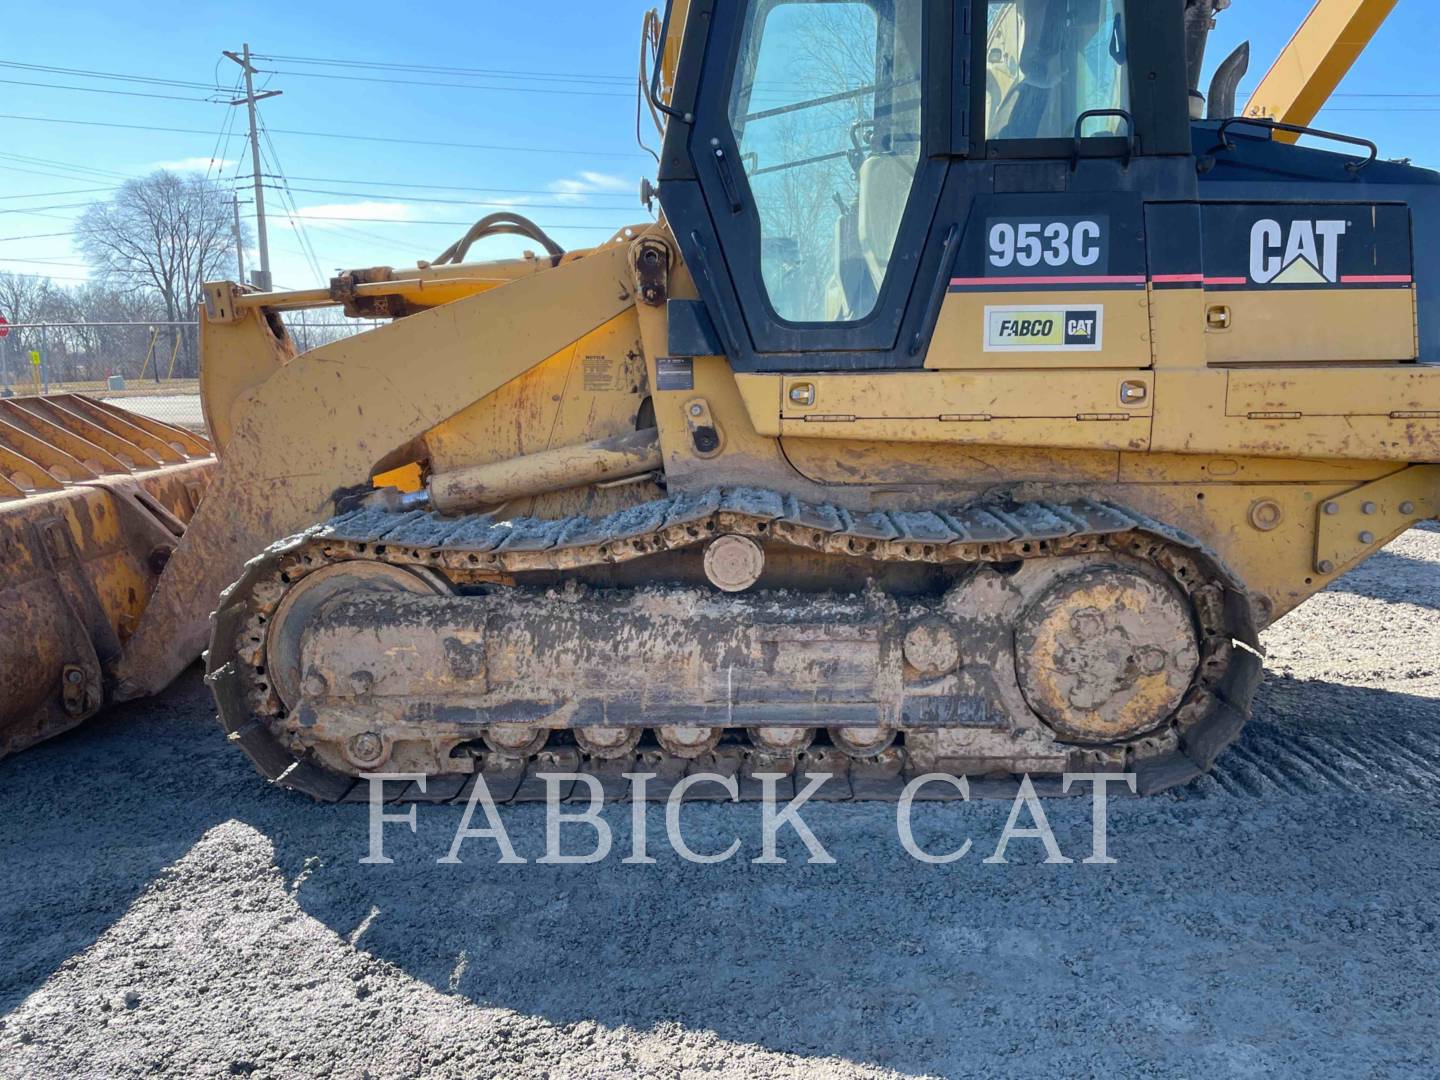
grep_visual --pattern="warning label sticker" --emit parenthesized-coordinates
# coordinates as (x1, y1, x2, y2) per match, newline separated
(654, 357, 695, 391)
(984, 306, 1104, 352)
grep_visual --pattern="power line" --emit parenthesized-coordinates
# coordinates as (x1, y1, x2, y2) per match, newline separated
(0, 162, 109, 187)
(0, 256, 90, 266)
(0, 209, 82, 224)
(250, 52, 632, 85)
(258, 118, 326, 286)
(0, 77, 218, 102)
(0, 269, 91, 282)
(0, 202, 94, 215)
(271, 185, 636, 212)
(0, 187, 113, 200)
(0, 232, 74, 242)
(0, 150, 134, 181)
(272, 174, 636, 200)
(245, 212, 632, 231)
(205, 72, 246, 181)
(253, 67, 632, 98)
(291, 218, 413, 251)
(0, 113, 649, 157)
(0, 58, 225, 91)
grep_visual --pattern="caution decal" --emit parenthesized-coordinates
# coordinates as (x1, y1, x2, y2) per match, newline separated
(984, 306, 1103, 352)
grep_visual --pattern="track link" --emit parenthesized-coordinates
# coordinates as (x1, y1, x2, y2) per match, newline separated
(206, 488, 1262, 802)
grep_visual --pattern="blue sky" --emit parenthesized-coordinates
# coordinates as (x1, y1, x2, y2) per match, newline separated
(0, 0, 1436, 293)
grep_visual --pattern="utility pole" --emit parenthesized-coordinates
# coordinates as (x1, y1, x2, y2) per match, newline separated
(232, 194, 247, 284)
(224, 44, 281, 291)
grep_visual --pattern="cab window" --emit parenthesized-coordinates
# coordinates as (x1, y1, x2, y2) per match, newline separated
(728, 0, 925, 324)
(985, 0, 1131, 142)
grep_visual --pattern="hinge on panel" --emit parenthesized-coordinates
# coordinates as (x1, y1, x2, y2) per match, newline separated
(630, 237, 671, 307)
(939, 413, 992, 423)
(1077, 413, 1130, 422)
(802, 414, 857, 423)
(1247, 411, 1302, 420)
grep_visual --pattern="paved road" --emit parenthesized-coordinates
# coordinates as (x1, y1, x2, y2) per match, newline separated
(97, 393, 205, 431)
(1, 527, 1437, 1079)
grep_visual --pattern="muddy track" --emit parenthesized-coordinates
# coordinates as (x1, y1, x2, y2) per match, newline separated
(206, 488, 1261, 802)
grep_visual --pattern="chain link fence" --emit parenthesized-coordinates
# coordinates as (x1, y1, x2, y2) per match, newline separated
(0, 314, 384, 431)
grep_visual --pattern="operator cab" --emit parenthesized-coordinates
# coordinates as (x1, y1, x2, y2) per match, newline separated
(655, 0, 1435, 377)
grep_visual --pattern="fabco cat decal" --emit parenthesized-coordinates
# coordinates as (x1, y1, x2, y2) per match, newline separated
(984, 306, 1103, 352)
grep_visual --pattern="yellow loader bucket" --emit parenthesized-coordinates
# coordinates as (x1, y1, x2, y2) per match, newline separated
(0, 394, 215, 757)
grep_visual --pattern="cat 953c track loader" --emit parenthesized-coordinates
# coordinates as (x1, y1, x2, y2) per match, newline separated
(4, 0, 1436, 800)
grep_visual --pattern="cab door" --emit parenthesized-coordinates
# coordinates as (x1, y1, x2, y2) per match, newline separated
(925, 0, 1171, 372)
(663, 0, 957, 371)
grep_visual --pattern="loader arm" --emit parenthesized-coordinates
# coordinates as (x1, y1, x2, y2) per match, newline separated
(109, 241, 635, 701)
(1243, 0, 1399, 140)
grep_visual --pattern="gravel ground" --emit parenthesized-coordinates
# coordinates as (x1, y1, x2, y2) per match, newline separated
(1, 526, 1438, 1079)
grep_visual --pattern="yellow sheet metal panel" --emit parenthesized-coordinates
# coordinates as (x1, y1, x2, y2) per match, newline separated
(780, 415, 1150, 451)
(781, 439, 1120, 487)
(927, 289, 1151, 370)
(423, 312, 649, 474)
(776, 371, 1152, 421)
(1152, 367, 1440, 461)
(1148, 289, 1208, 371)
(199, 304, 294, 454)
(1224, 365, 1440, 418)
(1119, 451, 1399, 485)
(1110, 481, 1363, 624)
(754, 370, 1151, 451)
(734, 374, 782, 437)
(1244, 0, 1400, 139)
(1204, 289, 1416, 365)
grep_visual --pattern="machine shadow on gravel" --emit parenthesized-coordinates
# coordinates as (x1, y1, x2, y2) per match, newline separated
(1326, 549, 1440, 613)
(0, 677, 233, 1016)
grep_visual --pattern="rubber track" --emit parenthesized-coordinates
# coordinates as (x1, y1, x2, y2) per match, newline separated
(206, 488, 1263, 802)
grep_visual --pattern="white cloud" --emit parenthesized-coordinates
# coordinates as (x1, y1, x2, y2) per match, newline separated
(274, 201, 418, 230)
(151, 156, 237, 173)
(547, 171, 636, 204)
(477, 194, 537, 208)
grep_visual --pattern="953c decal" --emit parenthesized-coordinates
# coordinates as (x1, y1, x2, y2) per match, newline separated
(984, 305, 1104, 352)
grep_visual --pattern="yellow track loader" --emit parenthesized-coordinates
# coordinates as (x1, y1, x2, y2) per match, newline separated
(3, 0, 1436, 799)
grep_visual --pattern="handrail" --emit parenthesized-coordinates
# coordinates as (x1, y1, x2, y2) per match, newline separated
(645, 0, 692, 125)
(1072, 109, 1136, 171)
(1214, 117, 1378, 172)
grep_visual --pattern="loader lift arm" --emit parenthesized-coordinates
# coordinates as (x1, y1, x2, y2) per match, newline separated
(1243, 0, 1399, 140)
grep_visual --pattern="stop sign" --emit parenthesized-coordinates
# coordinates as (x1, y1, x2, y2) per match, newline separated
(0, 315, 8, 338)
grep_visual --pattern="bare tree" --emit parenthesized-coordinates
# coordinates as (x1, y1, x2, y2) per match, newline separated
(0, 272, 59, 391)
(0, 271, 57, 333)
(75, 171, 243, 376)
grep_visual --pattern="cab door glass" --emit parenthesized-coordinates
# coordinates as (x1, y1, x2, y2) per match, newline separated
(728, 0, 924, 324)
(986, 0, 1130, 141)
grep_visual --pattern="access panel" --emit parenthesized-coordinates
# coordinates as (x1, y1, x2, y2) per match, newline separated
(925, 192, 1153, 369)
(1198, 203, 1416, 365)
